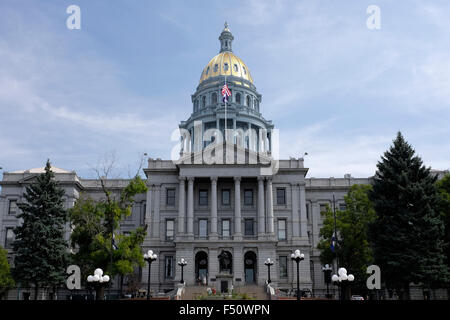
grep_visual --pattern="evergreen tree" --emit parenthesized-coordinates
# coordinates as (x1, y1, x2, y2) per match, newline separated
(12, 160, 68, 300)
(436, 174, 450, 267)
(0, 246, 15, 299)
(368, 132, 449, 299)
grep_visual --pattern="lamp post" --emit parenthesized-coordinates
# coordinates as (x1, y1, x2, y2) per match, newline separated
(264, 258, 274, 284)
(290, 249, 305, 301)
(331, 267, 354, 301)
(87, 268, 110, 300)
(178, 258, 187, 284)
(144, 250, 157, 300)
(322, 264, 333, 299)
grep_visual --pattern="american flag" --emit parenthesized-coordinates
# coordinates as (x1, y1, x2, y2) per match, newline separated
(222, 83, 231, 103)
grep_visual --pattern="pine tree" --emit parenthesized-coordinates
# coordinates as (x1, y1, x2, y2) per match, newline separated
(369, 132, 449, 299)
(12, 160, 68, 300)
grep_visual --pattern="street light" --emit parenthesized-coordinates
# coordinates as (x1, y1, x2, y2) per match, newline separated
(290, 249, 305, 301)
(178, 258, 187, 284)
(322, 264, 333, 299)
(264, 258, 274, 284)
(331, 267, 354, 300)
(144, 250, 157, 300)
(87, 268, 110, 300)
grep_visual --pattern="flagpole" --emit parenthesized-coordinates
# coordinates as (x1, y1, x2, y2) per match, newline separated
(333, 193, 340, 300)
(224, 75, 227, 142)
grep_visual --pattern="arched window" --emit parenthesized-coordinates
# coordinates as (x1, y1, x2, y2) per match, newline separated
(202, 96, 206, 108)
(214, 64, 219, 72)
(236, 93, 241, 104)
(242, 66, 246, 75)
(246, 95, 251, 107)
(194, 100, 198, 112)
(234, 64, 238, 72)
(206, 66, 210, 76)
(253, 99, 257, 109)
(224, 63, 229, 72)
(212, 92, 217, 104)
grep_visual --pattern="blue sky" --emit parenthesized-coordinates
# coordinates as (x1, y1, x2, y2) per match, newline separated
(0, 0, 449, 178)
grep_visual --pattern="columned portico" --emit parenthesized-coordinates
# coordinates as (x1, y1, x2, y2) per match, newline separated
(233, 176, 242, 240)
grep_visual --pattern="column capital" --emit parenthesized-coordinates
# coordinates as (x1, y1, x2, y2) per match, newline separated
(257, 176, 265, 182)
(178, 176, 186, 183)
(265, 176, 273, 183)
(211, 176, 218, 183)
(290, 182, 300, 188)
(233, 176, 241, 183)
(187, 177, 195, 183)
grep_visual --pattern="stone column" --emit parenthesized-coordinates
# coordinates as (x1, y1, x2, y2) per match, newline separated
(145, 185, 152, 227)
(291, 183, 300, 239)
(257, 176, 265, 238)
(187, 178, 194, 237)
(233, 118, 237, 144)
(210, 176, 218, 239)
(266, 177, 274, 235)
(152, 184, 161, 240)
(299, 184, 308, 240)
(234, 176, 242, 240)
(178, 177, 186, 236)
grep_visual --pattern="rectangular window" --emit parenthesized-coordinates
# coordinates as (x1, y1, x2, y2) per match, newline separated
(244, 219, 254, 236)
(199, 190, 208, 206)
(244, 189, 253, 206)
(199, 219, 208, 238)
(222, 189, 230, 206)
(5, 228, 14, 248)
(166, 189, 176, 206)
(8, 200, 18, 215)
(339, 203, 347, 211)
(222, 219, 230, 237)
(165, 256, 174, 279)
(276, 188, 286, 205)
(166, 219, 174, 241)
(320, 204, 328, 213)
(279, 256, 288, 278)
(278, 219, 287, 240)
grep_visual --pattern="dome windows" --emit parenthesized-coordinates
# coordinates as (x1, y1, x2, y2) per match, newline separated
(246, 95, 251, 107)
(206, 66, 210, 76)
(224, 63, 229, 72)
(214, 64, 219, 73)
(234, 64, 238, 72)
(242, 66, 247, 75)
(212, 92, 218, 104)
(236, 93, 241, 104)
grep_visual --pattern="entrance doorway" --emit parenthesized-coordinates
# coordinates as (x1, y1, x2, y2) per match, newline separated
(195, 251, 208, 285)
(244, 251, 257, 284)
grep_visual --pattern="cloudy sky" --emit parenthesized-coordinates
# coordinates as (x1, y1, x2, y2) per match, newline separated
(0, 0, 449, 179)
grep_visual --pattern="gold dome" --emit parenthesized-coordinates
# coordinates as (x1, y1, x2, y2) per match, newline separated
(199, 51, 253, 84)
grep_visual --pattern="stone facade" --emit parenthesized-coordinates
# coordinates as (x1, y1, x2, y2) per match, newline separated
(0, 24, 448, 300)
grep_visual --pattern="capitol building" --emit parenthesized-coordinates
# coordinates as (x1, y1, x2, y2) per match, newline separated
(0, 24, 377, 299)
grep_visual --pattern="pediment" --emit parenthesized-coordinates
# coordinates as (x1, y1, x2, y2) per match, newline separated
(175, 141, 275, 167)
